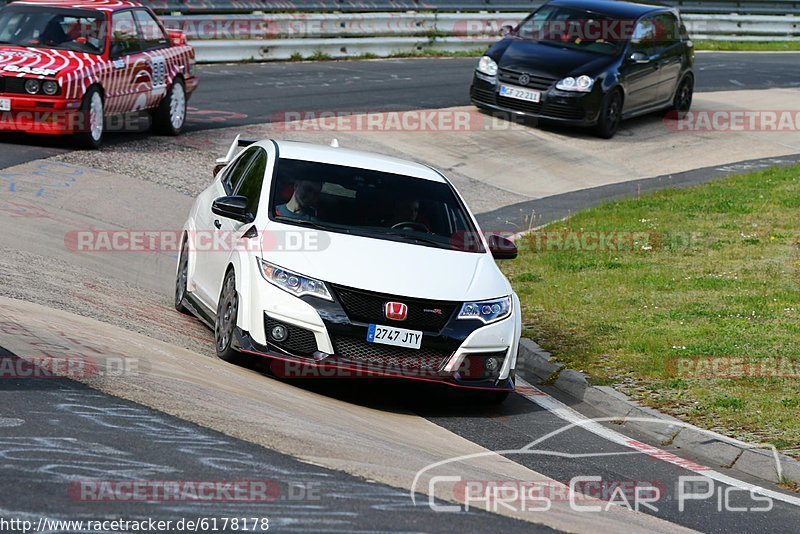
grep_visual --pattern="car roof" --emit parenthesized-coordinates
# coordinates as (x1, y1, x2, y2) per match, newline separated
(262, 140, 447, 183)
(8, 0, 143, 12)
(545, 0, 666, 19)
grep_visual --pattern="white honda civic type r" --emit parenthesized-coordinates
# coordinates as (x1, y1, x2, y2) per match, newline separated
(176, 137, 522, 402)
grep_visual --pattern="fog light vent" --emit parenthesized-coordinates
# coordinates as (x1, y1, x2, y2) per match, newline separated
(270, 324, 288, 342)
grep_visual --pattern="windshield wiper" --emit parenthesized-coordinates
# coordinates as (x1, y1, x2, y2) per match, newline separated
(382, 231, 449, 249)
(273, 216, 350, 233)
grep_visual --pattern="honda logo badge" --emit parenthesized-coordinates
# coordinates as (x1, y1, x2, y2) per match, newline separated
(384, 302, 408, 321)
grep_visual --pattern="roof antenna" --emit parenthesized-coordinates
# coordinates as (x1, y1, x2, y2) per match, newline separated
(330, 138, 339, 148)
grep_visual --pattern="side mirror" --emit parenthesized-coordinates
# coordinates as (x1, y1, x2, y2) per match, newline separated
(500, 25, 514, 37)
(212, 195, 253, 224)
(486, 233, 518, 260)
(629, 51, 650, 63)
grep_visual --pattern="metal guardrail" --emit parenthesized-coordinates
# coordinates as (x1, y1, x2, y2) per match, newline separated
(147, 0, 800, 15)
(0, 2, 795, 62)
(161, 13, 528, 40)
(158, 12, 799, 61)
(192, 36, 495, 61)
(1, 0, 799, 15)
(163, 12, 800, 41)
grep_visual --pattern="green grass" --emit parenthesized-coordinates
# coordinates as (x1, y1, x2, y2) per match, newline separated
(387, 48, 487, 58)
(694, 40, 800, 52)
(307, 49, 332, 61)
(503, 164, 800, 455)
(281, 48, 485, 63)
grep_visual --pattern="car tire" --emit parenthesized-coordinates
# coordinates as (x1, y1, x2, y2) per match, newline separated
(594, 89, 623, 139)
(665, 75, 694, 120)
(215, 269, 243, 363)
(152, 78, 186, 136)
(174, 237, 191, 315)
(73, 86, 104, 150)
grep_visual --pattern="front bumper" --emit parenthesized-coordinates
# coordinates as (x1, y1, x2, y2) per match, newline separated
(0, 94, 84, 135)
(236, 273, 518, 391)
(470, 73, 602, 127)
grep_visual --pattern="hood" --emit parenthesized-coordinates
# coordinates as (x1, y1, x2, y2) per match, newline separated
(261, 225, 511, 302)
(496, 38, 617, 78)
(0, 46, 93, 78)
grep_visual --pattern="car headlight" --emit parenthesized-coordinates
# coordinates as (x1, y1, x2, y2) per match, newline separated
(42, 80, 59, 95)
(258, 258, 332, 301)
(24, 79, 40, 95)
(477, 56, 498, 77)
(556, 75, 595, 92)
(458, 296, 512, 324)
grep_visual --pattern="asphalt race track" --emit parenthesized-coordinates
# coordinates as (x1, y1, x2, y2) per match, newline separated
(2, 52, 800, 533)
(1, 52, 799, 169)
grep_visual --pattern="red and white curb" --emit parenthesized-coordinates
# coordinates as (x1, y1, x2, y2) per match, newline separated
(515, 378, 800, 508)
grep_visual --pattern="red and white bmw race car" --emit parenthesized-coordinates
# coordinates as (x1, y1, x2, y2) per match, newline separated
(0, 0, 198, 148)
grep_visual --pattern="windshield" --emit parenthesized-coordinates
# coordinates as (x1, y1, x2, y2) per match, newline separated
(515, 6, 631, 55)
(0, 5, 107, 54)
(270, 159, 485, 253)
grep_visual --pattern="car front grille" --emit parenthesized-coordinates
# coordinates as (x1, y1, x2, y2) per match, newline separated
(332, 335, 452, 373)
(498, 68, 558, 91)
(496, 95, 543, 114)
(265, 316, 318, 356)
(471, 84, 497, 106)
(331, 284, 458, 333)
(541, 101, 586, 120)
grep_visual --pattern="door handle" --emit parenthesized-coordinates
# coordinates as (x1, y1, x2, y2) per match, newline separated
(214, 220, 222, 229)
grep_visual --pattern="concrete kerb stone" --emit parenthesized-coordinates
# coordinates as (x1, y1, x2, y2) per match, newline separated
(671, 427, 744, 468)
(515, 337, 800, 485)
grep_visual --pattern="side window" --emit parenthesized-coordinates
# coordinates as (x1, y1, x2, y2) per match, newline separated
(110, 11, 141, 57)
(133, 9, 168, 51)
(234, 151, 267, 218)
(652, 13, 679, 47)
(631, 17, 657, 55)
(222, 149, 257, 195)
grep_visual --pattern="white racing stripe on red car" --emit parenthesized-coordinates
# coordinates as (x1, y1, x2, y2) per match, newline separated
(515, 378, 800, 508)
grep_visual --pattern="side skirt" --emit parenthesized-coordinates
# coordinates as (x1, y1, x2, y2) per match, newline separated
(184, 291, 216, 330)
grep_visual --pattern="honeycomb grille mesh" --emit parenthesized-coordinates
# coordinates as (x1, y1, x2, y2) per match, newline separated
(332, 336, 451, 372)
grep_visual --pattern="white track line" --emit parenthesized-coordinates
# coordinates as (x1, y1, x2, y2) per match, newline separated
(515, 378, 800, 508)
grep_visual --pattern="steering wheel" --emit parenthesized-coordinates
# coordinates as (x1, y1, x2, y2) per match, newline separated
(391, 221, 429, 233)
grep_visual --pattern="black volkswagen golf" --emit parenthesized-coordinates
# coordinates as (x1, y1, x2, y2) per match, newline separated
(470, 0, 695, 138)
